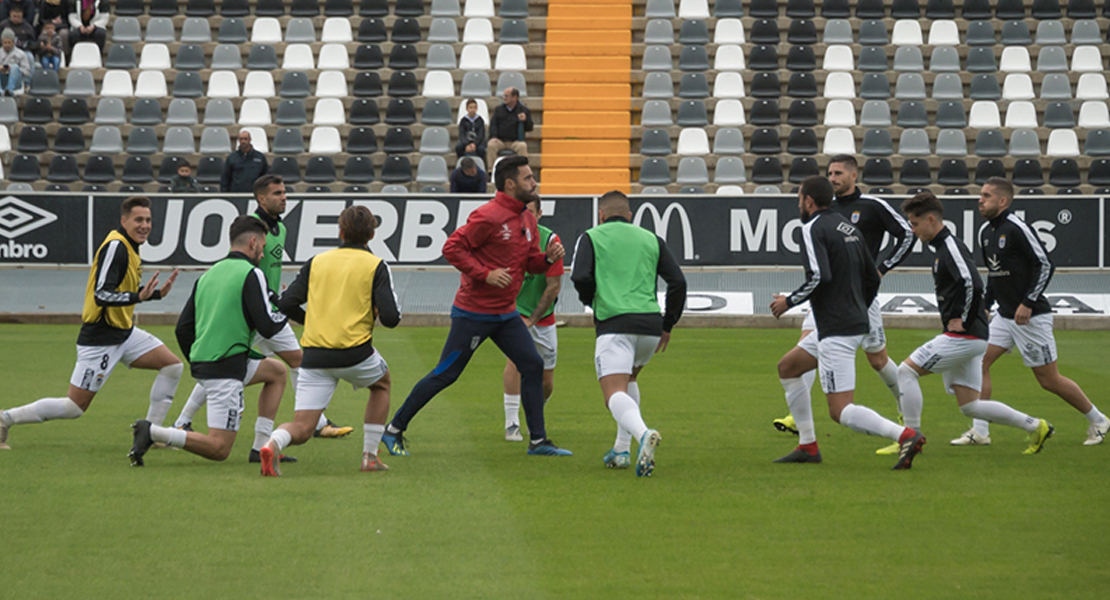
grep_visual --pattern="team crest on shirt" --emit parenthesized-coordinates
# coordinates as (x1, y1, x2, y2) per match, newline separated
(500, 224, 512, 240)
(851, 211, 861, 223)
(998, 235, 1006, 249)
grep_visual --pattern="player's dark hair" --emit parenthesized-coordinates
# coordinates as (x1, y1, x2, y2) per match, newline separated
(598, 190, 630, 215)
(901, 191, 944, 219)
(229, 214, 268, 245)
(800, 176, 834, 208)
(338, 205, 376, 246)
(827, 154, 858, 172)
(983, 177, 1014, 202)
(253, 174, 284, 198)
(494, 155, 529, 192)
(8, 5, 21, 13)
(121, 196, 151, 216)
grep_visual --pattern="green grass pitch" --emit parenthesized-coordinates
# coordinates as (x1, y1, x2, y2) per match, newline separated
(0, 323, 1106, 599)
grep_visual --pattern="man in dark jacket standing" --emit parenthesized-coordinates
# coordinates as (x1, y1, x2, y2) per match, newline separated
(221, 129, 269, 193)
(485, 87, 532, 171)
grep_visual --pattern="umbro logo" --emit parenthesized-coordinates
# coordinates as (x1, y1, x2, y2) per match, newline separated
(269, 245, 283, 260)
(0, 196, 58, 239)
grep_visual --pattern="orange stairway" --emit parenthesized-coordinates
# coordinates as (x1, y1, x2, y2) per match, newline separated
(540, 0, 631, 194)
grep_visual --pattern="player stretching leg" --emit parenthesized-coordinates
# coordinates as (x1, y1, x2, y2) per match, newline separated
(0, 197, 182, 450)
(950, 178, 1109, 447)
(770, 177, 925, 470)
(260, 206, 401, 476)
(899, 193, 1053, 454)
(502, 197, 562, 441)
(572, 191, 686, 476)
(129, 216, 288, 466)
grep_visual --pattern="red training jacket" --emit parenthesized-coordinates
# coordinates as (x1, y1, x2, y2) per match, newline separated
(442, 191, 552, 314)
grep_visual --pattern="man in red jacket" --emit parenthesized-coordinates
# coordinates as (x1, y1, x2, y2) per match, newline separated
(382, 156, 572, 456)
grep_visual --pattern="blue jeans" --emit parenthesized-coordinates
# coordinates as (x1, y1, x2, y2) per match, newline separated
(0, 67, 22, 93)
(40, 56, 60, 71)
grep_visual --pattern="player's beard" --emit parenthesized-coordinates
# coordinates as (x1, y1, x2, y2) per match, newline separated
(516, 188, 540, 206)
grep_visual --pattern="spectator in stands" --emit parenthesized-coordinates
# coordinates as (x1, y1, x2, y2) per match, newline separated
(486, 87, 533, 170)
(450, 157, 488, 194)
(221, 130, 270, 193)
(456, 98, 487, 159)
(0, 5, 36, 63)
(35, 20, 60, 70)
(0, 0, 35, 25)
(0, 29, 29, 96)
(68, 0, 106, 51)
(34, 0, 71, 59)
(171, 162, 200, 193)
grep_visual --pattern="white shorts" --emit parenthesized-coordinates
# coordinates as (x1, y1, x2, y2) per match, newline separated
(797, 328, 818, 358)
(69, 327, 165, 392)
(594, 333, 660, 379)
(203, 378, 245, 432)
(909, 334, 988, 394)
(253, 323, 301, 356)
(529, 324, 558, 370)
(817, 334, 863, 394)
(295, 351, 389, 412)
(988, 313, 1057, 367)
(798, 298, 885, 354)
(244, 358, 261, 385)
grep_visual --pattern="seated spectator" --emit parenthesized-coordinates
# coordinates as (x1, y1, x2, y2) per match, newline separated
(36, 20, 60, 70)
(450, 157, 487, 194)
(0, 0, 35, 24)
(486, 87, 533, 169)
(0, 5, 37, 58)
(34, 0, 70, 59)
(0, 28, 30, 96)
(68, 0, 105, 51)
(171, 162, 200, 193)
(455, 98, 487, 159)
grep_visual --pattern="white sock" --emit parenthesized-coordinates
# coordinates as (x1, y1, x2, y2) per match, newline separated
(609, 392, 648, 447)
(839, 404, 904, 440)
(269, 428, 292, 453)
(5, 397, 84, 424)
(364, 423, 385, 455)
(961, 400, 1039, 432)
(1084, 406, 1108, 425)
(146, 363, 182, 426)
(613, 384, 641, 452)
(971, 419, 991, 436)
(254, 417, 274, 452)
(898, 363, 923, 430)
(781, 377, 816, 445)
(504, 393, 520, 428)
(316, 412, 328, 432)
(150, 424, 187, 449)
(877, 358, 902, 408)
(174, 383, 206, 428)
(801, 369, 816, 390)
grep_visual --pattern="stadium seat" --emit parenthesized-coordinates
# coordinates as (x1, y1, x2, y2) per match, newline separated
(243, 72, 276, 98)
(715, 158, 747, 184)
(282, 44, 315, 70)
(105, 44, 137, 69)
(858, 20, 888, 45)
(1011, 159, 1044, 186)
(428, 18, 459, 43)
(180, 17, 212, 43)
(679, 0, 710, 18)
(786, 99, 818, 124)
(89, 126, 124, 153)
(112, 17, 142, 43)
(199, 128, 231, 154)
(19, 98, 51, 124)
(640, 101, 672, 126)
(351, 99, 381, 125)
(1035, 20, 1067, 45)
(238, 98, 272, 126)
(122, 157, 154, 183)
(358, 18, 387, 42)
(431, 0, 460, 15)
(1009, 129, 1042, 156)
(347, 127, 378, 154)
(318, 44, 350, 70)
(822, 18, 852, 43)
(52, 127, 84, 154)
(677, 129, 710, 156)
(354, 72, 384, 97)
(166, 99, 198, 126)
(271, 157, 302, 183)
(174, 45, 206, 70)
(892, 20, 923, 45)
(937, 159, 970, 185)
(676, 100, 708, 127)
(712, 128, 745, 154)
(676, 158, 709, 185)
(862, 129, 894, 156)
(1004, 102, 1038, 128)
(196, 157, 225, 183)
(321, 18, 353, 43)
(894, 47, 925, 72)
(642, 73, 674, 99)
(678, 73, 710, 99)
(1070, 19, 1102, 44)
(273, 128, 305, 154)
(1000, 47, 1032, 73)
(1036, 47, 1068, 73)
(935, 101, 967, 128)
(278, 71, 311, 98)
(969, 75, 1002, 100)
(900, 159, 933, 185)
(162, 127, 196, 155)
(385, 98, 417, 124)
(1076, 74, 1109, 100)
(751, 157, 783, 183)
(1043, 102, 1075, 128)
(857, 0, 885, 17)
(380, 156, 413, 183)
(749, 128, 781, 154)
(823, 72, 855, 99)
(680, 45, 710, 71)
(391, 18, 422, 43)
(1047, 130, 1080, 156)
(309, 128, 343, 154)
(712, 100, 745, 126)
(129, 99, 162, 126)
(1001, 20, 1032, 45)
(860, 158, 894, 185)
(343, 156, 376, 183)
(786, 0, 816, 17)
(787, 20, 818, 44)
(859, 101, 890, 126)
(749, 19, 779, 43)
(218, 18, 248, 43)
(274, 99, 306, 125)
(1078, 102, 1110, 128)
(749, 0, 779, 16)
(823, 45, 854, 71)
(312, 98, 347, 126)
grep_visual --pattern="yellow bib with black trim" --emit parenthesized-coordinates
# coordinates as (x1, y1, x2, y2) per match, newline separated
(301, 247, 382, 350)
(81, 230, 142, 330)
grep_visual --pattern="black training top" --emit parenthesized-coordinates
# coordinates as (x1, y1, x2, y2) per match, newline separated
(832, 187, 913, 275)
(980, 208, 1054, 319)
(928, 228, 989, 340)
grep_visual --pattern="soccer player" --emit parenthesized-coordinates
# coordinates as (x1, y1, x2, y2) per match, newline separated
(898, 192, 1053, 454)
(171, 174, 353, 454)
(571, 191, 686, 477)
(502, 196, 562, 442)
(259, 206, 401, 475)
(381, 156, 572, 457)
(951, 177, 1109, 447)
(128, 216, 289, 466)
(773, 155, 913, 456)
(0, 197, 182, 450)
(770, 176, 925, 469)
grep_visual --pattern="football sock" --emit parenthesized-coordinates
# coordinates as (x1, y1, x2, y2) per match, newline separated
(971, 419, 992, 437)
(269, 428, 293, 453)
(150, 424, 187, 449)
(146, 363, 182, 426)
(174, 383, 206, 428)
(1084, 406, 1108, 425)
(781, 377, 816, 445)
(801, 369, 816, 390)
(315, 412, 328, 433)
(504, 393, 521, 428)
(608, 392, 648, 446)
(897, 363, 923, 430)
(364, 423, 385, 455)
(839, 404, 903, 440)
(253, 417, 274, 452)
(798, 441, 819, 456)
(877, 358, 901, 407)
(4, 397, 83, 424)
(961, 400, 1039, 432)
(613, 383, 642, 452)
